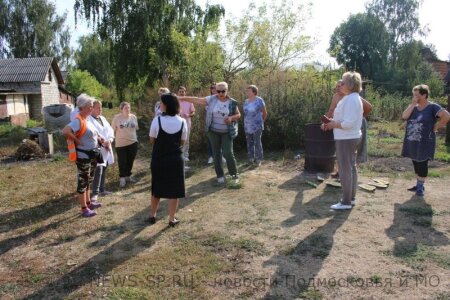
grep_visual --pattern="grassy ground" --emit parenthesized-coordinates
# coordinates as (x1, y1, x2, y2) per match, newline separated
(0, 121, 449, 299)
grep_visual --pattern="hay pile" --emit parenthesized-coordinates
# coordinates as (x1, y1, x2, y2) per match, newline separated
(15, 139, 45, 161)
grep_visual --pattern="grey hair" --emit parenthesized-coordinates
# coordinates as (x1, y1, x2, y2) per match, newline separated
(76, 93, 94, 108)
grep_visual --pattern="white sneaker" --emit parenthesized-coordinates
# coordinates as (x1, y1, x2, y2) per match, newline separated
(330, 202, 352, 210)
(91, 195, 98, 202)
(217, 177, 225, 183)
(222, 157, 226, 164)
(341, 199, 356, 206)
(207, 157, 213, 164)
(119, 177, 126, 187)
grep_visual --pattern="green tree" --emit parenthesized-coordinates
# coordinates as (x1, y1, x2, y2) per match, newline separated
(223, 0, 312, 82)
(328, 13, 390, 79)
(74, 34, 114, 87)
(0, 0, 72, 67)
(74, 0, 224, 98)
(66, 69, 107, 99)
(366, 0, 422, 62)
(392, 40, 444, 95)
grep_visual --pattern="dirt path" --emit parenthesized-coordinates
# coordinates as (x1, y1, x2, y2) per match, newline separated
(0, 156, 449, 299)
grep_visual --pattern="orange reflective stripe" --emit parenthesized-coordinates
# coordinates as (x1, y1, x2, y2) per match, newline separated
(74, 114, 87, 139)
(66, 114, 87, 162)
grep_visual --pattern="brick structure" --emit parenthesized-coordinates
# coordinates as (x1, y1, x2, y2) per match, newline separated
(0, 57, 74, 124)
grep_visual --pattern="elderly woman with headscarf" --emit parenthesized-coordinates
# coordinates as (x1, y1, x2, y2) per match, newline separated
(63, 94, 106, 217)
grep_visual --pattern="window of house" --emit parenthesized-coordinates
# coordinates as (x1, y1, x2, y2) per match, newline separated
(48, 69, 52, 81)
(0, 95, 6, 105)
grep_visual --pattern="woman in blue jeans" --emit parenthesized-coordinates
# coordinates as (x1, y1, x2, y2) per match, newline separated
(244, 85, 267, 166)
(178, 82, 241, 183)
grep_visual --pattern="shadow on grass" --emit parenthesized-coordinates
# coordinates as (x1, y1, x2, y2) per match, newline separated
(385, 195, 449, 265)
(261, 173, 350, 298)
(279, 172, 337, 227)
(0, 214, 79, 256)
(264, 210, 350, 298)
(22, 177, 219, 299)
(0, 194, 75, 233)
(23, 207, 168, 299)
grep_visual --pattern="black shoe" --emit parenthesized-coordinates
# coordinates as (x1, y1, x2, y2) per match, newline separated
(148, 216, 156, 224)
(169, 218, 180, 227)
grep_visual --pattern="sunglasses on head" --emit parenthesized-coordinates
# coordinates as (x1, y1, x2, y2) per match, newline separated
(216, 90, 226, 94)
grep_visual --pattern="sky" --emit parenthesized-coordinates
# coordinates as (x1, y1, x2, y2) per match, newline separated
(55, 0, 450, 64)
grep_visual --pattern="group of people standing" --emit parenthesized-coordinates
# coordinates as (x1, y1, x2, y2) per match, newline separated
(63, 76, 449, 222)
(148, 82, 268, 226)
(321, 71, 450, 210)
(63, 95, 140, 217)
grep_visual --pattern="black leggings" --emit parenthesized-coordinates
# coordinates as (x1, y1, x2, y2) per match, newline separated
(116, 142, 138, 177)
(412, 160, 429, 178)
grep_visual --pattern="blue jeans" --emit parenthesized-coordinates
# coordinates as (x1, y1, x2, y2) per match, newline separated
(245, 129, 263, 162)
(92, 164, 108, 196)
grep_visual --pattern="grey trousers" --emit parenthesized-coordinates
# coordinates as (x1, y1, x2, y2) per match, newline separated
(336, 138, 360, 205)
(245, 129, 263, 162)
(357, 118, 368, 164)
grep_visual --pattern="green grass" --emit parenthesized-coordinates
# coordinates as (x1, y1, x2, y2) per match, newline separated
(428, 170, 442, 178)
(108, 287, 150, 300)
(399, 207, 435, 216)
(367, 121, 449, 162)
(394, 244, 449, 270)
(299, 289, 324, 300)
(200, 232, 267, 255)
(369, 275, 382, 284)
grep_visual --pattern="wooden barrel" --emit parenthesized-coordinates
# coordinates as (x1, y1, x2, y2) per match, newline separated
(304, 123, 335, 173)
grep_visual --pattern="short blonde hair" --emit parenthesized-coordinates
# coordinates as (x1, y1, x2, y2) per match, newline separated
(342, 72, 362, 93)
(216, 82, 228, 91)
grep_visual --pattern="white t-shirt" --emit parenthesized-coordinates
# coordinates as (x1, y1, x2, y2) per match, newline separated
(210, 99, 230, 133)
(333, 92, 363, 140)
(149, 115, 188, 140)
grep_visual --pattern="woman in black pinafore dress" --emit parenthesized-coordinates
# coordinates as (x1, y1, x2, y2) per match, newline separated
(149, 93, 187, 227)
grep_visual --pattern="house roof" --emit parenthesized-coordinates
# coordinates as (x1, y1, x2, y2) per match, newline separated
(428, 60, 450, 80)
(0, 57, 64, 84)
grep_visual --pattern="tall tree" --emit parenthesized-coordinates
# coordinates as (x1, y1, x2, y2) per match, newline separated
(75, 34, 114, 87)
(0, 0, 72, 67)
(223, 0, 312, 82)
(366, 0, 422, 62)
(328, 13, 390, 79)
(74, 0, 224, 98)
